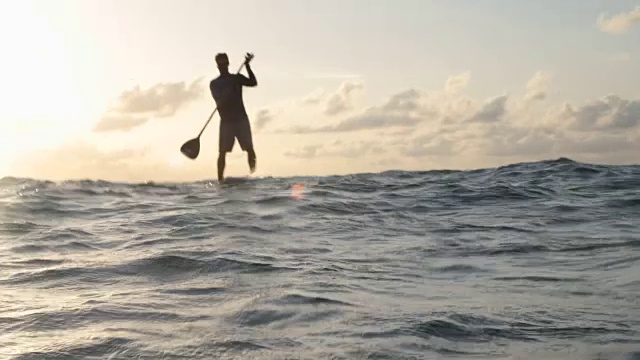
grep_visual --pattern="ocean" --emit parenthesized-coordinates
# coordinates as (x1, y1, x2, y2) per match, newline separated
(0, 157, 638, 360)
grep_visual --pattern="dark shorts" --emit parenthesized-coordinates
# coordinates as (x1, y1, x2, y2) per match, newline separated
(219, 116, 253, 153)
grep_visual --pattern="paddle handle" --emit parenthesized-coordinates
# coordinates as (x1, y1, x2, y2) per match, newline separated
(197, 61, 247, 138)
(197, 108, 218, 138)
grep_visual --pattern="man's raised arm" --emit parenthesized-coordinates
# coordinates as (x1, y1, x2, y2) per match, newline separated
(240, 52, 257, 87)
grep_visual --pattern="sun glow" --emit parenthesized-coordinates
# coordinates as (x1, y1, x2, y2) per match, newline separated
(0, 1, 97, 177)
(0, 146, 13, 177)
(166, 153, 187, 168)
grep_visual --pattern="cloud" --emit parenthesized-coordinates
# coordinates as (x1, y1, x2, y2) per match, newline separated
(298, 81, 363, 116)
(597, 6, 640, 34)
(400, 134, 457, 157)
(94, 78, 204, 133)
(289, 113, 422, 134)
(114, 78, 203, 116)
(557, 132, 638, 155)
(300, 88, 326, 105)
(468, 95, 508, 122)
(285, 70, 639, 167)
(284, 144, 323, 159)
(21, 69, 637, 183)
(324, 82, 363, 116)
(286, 83, 503, 134)
(325, 140, 386, 158)
(285, 141, 385, 159)
(254, 109, 274, 131)
(13, 140, 151, 181)
(445, 72, 471, 93)
(563, 95, 640, 131)
(524, 71, 550, 103)
(482, 126, 558, 158)
(289, 88, 427, 133)
(302, 72, 362, 80)
(93, 115, 149, 132)
(381, 89, 424, 113)
(11, 138, 230, 183)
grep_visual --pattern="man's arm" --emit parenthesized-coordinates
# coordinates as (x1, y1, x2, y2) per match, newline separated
(238, 66, 257, 87)
(239, 52, 257, 87)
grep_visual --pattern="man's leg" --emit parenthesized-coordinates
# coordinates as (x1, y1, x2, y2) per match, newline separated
(217, 152, 226, 182)
(247, 147, 256, 173)
(237, 117, 256, 173)
(218, 121, 234, 182)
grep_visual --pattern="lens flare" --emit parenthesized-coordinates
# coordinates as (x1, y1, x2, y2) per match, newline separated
(291, 183, 305, 200)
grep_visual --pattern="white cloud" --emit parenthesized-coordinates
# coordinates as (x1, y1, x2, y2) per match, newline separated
(285, 140, 385, 159)
(288, 112, 422, 134)
(563, 95, 640, 131)
(11, 138, 226, 182)
(15, 70, 640, 182)
(444, 72, 471, 93)
(299, 81, 364, 116)
(324, 82, 363, 116)
(93, 115, 149, 133)
(557, 132, 639, 155)
(288, 88, 428, 133)
(94, 78, 204, 133)
(468, 95, 508, 123)
(254, 108, 274, 131)
(401, 134, 457, 157)
(284, 70, 640, 168)
(597, 6, 640, 34)
(524, 71, 551, 103)
(381, 89, 424, 113)
(13, 140, 150, 181)
(302, 72, 362, 80)
(299, 88, 326, 105)
(284, 144, 323, 159)
(482, 126, 558, 158)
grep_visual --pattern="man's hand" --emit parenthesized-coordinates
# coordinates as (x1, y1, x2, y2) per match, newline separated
(244, 52, 254, 66)
(242, 52, 257, 86)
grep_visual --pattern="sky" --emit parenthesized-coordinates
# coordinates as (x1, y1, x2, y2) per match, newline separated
(1, 0, 639, 182)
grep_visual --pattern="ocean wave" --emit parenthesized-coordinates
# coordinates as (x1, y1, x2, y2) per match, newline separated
(269, 293, 354, 307)
(1, 157, 639, 359)
(10, 337, 134, 360)
(118, 254, 296, 277)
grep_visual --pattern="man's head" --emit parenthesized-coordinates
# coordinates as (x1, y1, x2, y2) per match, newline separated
(215, 53, 229, 73)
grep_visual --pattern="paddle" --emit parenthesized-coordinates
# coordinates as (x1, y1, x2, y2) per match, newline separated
(180, 61, 247, 159)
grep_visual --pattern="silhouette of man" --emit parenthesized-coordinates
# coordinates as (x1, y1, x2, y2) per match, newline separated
(209, 52, 257, 183)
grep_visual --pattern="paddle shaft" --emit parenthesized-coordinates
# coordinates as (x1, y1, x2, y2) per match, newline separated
(196, 62, 247, 139)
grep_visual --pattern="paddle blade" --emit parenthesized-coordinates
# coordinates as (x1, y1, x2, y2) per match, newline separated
(180, 138, 200, 159)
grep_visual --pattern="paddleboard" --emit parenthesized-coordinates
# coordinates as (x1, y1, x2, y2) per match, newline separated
(218, 176, 258, 186)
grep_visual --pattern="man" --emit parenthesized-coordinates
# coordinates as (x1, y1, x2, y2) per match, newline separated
(209, 52, 257, 183)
